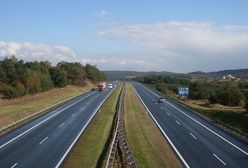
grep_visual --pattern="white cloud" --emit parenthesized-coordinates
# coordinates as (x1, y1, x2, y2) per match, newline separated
(98, 10, 109, 17)
(96, 21, 248, 72)
(0, 41, 92, 65)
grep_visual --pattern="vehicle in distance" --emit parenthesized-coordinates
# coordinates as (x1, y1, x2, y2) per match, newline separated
(91, 88, 97, 91)
(108, 83, 113, 89)
(158, 97, 166, 103)
(98, 82, 106, 91)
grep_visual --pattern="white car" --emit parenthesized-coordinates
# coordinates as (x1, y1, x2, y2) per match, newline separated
(108, 84, 113, 89)
(158, 97, 166, 103)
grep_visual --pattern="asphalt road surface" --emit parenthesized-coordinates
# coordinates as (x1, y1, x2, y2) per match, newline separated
(132, 82, 248, 168)
(0, 87, 114, 168)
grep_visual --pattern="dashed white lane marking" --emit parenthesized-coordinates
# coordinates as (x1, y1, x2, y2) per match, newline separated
(59, 122, 65, 127)
(0, 91, 96, 149)
(166, 112, 170, 116)
(213, 153, 226, 166)
(176, 121, 181, 125)
(138, 83, 248, 156)
(71, 113, 76, 118)
(39, 137, 48, 145)
(11, 163, 18, 168)
(189, 133, 197, 140)
(55, 87, 115, 168)
(132, 84, 190, 168)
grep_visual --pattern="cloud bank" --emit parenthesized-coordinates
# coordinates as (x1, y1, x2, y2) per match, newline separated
(0, 41, 92, 65)
(96, 21, 248, 72)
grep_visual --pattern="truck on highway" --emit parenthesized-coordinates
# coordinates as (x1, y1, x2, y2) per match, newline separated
(98, 82, 106, 91)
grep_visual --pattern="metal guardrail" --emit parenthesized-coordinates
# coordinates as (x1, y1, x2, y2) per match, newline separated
(106, 84, 137, 168)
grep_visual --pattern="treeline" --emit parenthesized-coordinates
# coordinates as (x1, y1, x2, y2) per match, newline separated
(0, 56, 106, 99)
(136, 75, 248, 108)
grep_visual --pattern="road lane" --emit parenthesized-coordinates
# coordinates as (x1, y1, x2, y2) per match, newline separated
(132, 82, 248, 168)
(0, 87, 114, 168)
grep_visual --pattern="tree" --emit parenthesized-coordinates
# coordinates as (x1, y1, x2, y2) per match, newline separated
(57, 62, 86, 86)
(2, 85, 17, 99)
(0, 63, 7, 83)
(15, 82, 26, 97)
(0, 57, 106, 99)
(22, 69, 41, 94)
(85, 64, 106, 82)
(49, 67, 68, 87)
(155, 82, 168, 94)
(216, 82, 244, 106)
(2, 56, 17, 85)
(40, 74, 54, 91)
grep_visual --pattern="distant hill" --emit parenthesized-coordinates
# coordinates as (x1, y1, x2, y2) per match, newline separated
(104, 68, 248, 80)
(188, 69, 248, 79)
(103, 70, 183, 80)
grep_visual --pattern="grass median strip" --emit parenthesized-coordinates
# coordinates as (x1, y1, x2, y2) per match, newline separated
(62, 85, 122, 168)
(124, 83, 181, 168)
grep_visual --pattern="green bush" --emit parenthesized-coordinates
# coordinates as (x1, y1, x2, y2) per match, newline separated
(2, 86, 18, 99)
(15, 82, 26, 96)
(40, 74, 54, 91)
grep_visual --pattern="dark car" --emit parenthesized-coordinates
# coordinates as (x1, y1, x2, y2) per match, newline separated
(91, 88, 97, 91)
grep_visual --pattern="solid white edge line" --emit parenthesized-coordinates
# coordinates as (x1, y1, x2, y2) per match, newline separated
(39, 137, 48, 145)
(137, 82, 248, 156)
(131, 84, 190, 168)
(54, 86, 116, 168)
(0, 91, 97, 149)
(189, 133, 197, 140)
(59, 123, 65, 128)
(10, 163, 18, 168)
(213, 153, 227, 165)
(176, 121, 181, 125)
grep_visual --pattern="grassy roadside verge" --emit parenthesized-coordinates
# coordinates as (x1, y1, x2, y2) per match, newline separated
(62, 85, 122, 168)
(147, 84, 248, 140)
(0, 83, 93, 136)
(165, 94, 248, 139)
(124, 83, 181, 168)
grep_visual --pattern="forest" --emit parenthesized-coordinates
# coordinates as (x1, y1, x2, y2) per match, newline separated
(0, 56, 106, 99)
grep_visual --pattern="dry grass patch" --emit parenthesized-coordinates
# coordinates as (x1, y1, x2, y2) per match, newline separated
(0, 82, 93, 128)
(124, 83, 181, 168)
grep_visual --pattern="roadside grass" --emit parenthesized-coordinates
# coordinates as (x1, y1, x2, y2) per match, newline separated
(124, 83, 181, 168)
(166, 92, 248, 136)
(62, 85, 122, 168)
(193, 108, 248, 135)
(152, 85, 248, 138)
(166, 91, 245, 113)
(0, 82, 93, 128)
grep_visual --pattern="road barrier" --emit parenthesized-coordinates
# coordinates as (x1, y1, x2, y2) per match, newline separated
(106, 84, 137, 168)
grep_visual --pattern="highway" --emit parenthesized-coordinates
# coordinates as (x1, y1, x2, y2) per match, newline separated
(0, 87, 114, 168)
(132, 82, 248, 168)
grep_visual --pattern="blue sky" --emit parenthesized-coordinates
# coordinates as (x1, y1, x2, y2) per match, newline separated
(0, 0, 248, 72)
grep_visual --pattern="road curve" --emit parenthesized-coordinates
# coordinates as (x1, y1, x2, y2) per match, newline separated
(0, 87, 114, 168)
(132, 82, 248, 168)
